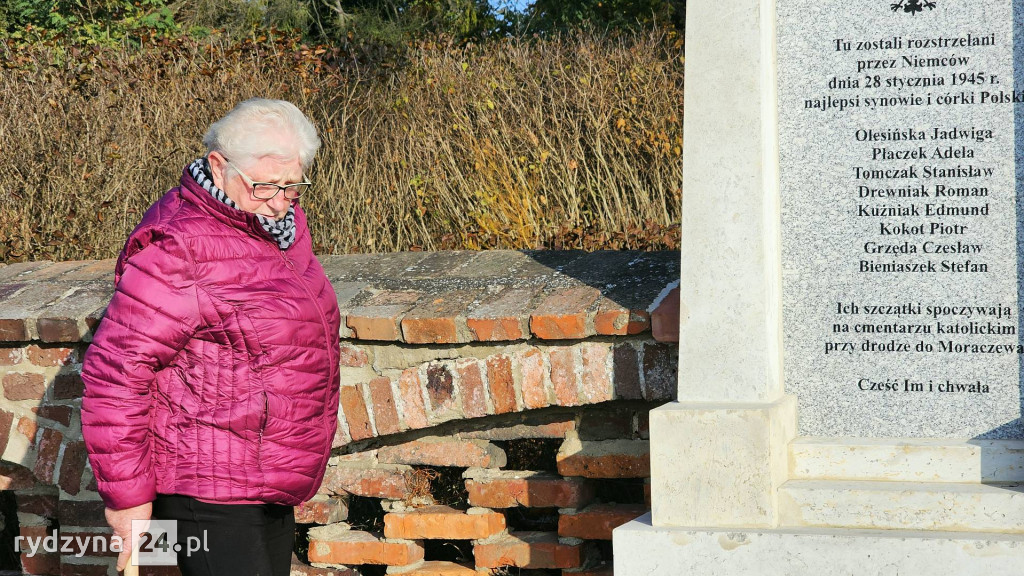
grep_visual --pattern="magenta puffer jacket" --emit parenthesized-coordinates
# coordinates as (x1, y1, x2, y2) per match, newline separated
(81, 167, 341, 510)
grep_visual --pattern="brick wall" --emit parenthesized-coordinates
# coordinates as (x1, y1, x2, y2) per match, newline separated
(305, 401, 661, 576)
(0, 250, 679, 576)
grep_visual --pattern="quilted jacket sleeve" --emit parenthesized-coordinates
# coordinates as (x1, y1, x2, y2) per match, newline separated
(81, 230, 202, 510)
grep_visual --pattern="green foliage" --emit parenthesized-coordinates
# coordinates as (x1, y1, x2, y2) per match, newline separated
(311, 0, 500, 45)
(0, 0, 178, 42)
(176, 0, 310, 38)
(525, 0, 684, 33)
(0, 0, 685, 45)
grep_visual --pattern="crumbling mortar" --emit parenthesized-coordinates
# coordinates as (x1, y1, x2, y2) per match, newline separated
(359, 381, 379, 437)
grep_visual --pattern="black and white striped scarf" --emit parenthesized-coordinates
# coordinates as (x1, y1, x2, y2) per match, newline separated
(188, 158, 297, 250)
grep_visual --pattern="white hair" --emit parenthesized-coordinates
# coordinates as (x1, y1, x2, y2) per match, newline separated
(203, 98, 321, 170)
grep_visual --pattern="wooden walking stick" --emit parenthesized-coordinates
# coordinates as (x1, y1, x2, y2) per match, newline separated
(123, 541, 139, 576)
(122, 545, 139, 573)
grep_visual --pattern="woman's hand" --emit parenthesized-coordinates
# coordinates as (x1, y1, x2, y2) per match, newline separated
(105, 502, 152, 571)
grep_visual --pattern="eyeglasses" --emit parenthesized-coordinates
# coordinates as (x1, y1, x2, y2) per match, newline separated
(227, 160, 311, 200)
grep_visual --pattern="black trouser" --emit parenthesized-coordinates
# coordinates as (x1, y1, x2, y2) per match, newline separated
(152, 494, 294, 576)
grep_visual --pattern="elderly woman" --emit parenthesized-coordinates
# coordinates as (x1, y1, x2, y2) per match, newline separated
(81, 99, 341, 575)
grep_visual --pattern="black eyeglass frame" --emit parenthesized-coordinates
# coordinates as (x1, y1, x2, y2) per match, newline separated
(226, 159, 312, 200)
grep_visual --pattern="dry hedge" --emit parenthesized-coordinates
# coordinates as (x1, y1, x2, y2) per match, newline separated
(0, 30, 682, 262)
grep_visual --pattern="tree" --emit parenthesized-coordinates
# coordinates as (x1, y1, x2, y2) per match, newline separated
(313, 0, 499, 43)
(524, 0, 683, 33)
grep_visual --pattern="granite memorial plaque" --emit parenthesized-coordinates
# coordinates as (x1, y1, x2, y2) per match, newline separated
(778, 0, 1024, 437)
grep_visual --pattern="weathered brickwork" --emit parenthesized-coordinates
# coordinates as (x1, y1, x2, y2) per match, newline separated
(0, 251, 679, 575)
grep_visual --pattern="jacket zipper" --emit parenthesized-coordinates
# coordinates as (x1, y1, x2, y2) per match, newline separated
(276, 249, 337, 483)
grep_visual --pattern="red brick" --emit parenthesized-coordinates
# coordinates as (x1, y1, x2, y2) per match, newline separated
(340, 385, 373, 441)
(61, 563, 112, 576)
(466, 473, 594, 508)
(466, 317, 524, 342)
(295, 495, 349, 524)
(612, 345, 642, 400)
(0, 409, 14, 457)
(35, 405, 73, 427)
(37, 319, 83, 343)
(18, 416, 38, 443)
(378, 438, 505, 468)
(627, 311, 651, 334)
(290, 558, 360, 576)
(425, 363, 455, 412)
(549, 347, 579, 407)
(642, 343, 676, 401)
(339, 344, 368, 367)
(402, 315, 458, 344)
(58, 499, 107, 527)
(52, 372, 84, 400)
(17, 493, 58, 517)
(384, 505, 505, 540)
(307, 525, 423, 565)
(556, 439, 650, 479)
(33, 428, 63, 483)
(25, 345, 77, 367)
(474, 531, 583, 569)
(457, 360, 488, 418)
(20, 525, 53, 538)
(558, 503, 647, 540)
(401, 291, 478, 344)
(347, 316, 402, 341)
(320, 466, 413, 499)
(651, 286, 680, 342)
(387, 561, 482, 575)
(368, 377, 401, 436)
(18, 528, 58, 576)
(0, 347, 23, 365)
(485, 355, 516, 414)
(465, 287, 538, 342)
(516, 349, 547, 409)
(59, 441, 88, 496)
(4, 372, 47, 401)
(594, 303, 651, 337)
(346, 290, 420, 342)
(0, 462, 37, 490)
(594, 309, 629, 336)
(580, 344, 613, 404)
(0, 318, 29, 341)
(529, 287, 601, 340)
(18, 526, 60, 574)
(21, 552, 61, 575)
(398, 368, 429, 429)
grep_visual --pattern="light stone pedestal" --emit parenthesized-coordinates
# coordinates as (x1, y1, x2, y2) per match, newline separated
(617, 518, 1024, 576)
(612, 0, 1024, 572)
(650, 399, 796, 528)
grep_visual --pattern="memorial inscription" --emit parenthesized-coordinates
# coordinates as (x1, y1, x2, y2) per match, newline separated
(778, 0, 1022, 437)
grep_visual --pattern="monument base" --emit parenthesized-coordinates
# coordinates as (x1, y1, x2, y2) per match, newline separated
(614, 514, 1024, 576)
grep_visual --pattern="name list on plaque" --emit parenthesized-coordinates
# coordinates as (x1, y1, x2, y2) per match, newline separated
(778, 1, 1021, 437)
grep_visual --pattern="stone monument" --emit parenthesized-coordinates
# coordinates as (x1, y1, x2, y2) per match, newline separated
(614, 0, 1024, 573)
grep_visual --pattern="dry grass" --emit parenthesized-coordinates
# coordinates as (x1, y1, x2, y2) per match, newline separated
(0, 30, 682, 262)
